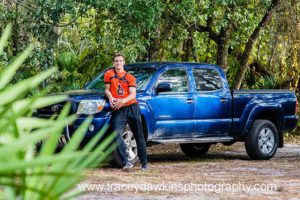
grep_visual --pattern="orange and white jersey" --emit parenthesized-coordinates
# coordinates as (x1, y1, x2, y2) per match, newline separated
(104, 68, 138, 106)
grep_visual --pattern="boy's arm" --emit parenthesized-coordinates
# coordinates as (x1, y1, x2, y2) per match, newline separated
(105, 84, 116, 108)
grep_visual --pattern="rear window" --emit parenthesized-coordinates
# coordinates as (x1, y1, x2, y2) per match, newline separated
(193, 68, 222, 91)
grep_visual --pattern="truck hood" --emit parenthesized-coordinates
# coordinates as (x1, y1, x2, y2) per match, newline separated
(63, 89, 106, 102)
(62, 89, 144, 102)
(59, 89, 143, 115)
(37, 89, 107, 116)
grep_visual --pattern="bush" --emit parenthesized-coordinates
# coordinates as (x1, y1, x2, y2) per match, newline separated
(0, 24, 115, 199)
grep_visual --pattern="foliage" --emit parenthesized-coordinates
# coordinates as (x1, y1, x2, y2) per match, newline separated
(256, 75, 280, 89)
(0, 25, 115, 199)
(0, 0, 299, 91)
(56, 51, 77, 72)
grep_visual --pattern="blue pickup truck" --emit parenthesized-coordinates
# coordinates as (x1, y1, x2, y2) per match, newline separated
(37, 62, 298, 166)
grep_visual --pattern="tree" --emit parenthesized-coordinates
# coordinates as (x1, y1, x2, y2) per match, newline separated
(147, 0, 284, 88)
(1, 0, 299, 91)
(233, 0, 280, 89)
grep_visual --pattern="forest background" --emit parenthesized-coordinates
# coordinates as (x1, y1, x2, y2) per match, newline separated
(1, 0, 299, 98)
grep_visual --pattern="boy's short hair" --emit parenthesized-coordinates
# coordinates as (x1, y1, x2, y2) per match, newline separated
(113, 53, 125, 61)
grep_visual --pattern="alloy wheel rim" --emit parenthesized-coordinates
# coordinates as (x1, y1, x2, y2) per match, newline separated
(122, 130, 138, 161)
(258, 127, 275, 154)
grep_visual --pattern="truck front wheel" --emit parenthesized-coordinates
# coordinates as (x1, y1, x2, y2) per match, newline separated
(245, 120, 279, 160)
(180, 143, 210, 157)
(109, 125, 139, 168)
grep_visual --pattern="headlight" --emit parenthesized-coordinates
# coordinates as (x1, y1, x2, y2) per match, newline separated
(77, 100, 106, 115)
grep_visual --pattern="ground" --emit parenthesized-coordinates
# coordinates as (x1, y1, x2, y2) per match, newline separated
(78, 136, 300, 200)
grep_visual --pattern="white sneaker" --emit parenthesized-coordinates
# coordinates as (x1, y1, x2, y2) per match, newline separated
(122, 162, 134, 171)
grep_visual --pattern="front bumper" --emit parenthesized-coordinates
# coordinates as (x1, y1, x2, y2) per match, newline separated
(36, 113, 112, 146)
(69, 116, 111, 141)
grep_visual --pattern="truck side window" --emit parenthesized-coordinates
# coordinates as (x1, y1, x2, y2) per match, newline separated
(157, 68, 188, 93)
(193, 68, 222, 91)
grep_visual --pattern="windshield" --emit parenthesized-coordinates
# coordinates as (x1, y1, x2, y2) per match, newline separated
(85, 67, 157, 92)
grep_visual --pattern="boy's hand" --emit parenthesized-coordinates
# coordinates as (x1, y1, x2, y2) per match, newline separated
(109, 97, 117, 109)
(113, 99, 125, 110)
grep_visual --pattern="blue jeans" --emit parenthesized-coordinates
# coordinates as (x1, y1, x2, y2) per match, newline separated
(111, 103, 147, 166)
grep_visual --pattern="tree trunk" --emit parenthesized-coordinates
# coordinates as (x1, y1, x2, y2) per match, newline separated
(181, 28, 194, 61)
(205, 37, 211, 63)
(12, 3, 19, 56)
(190, 28, 199, 62)
(268, 35, 278, 69)
(181, 39, 189, 61)
(216, 21, 233, 70)
(233, 0, 280, 89)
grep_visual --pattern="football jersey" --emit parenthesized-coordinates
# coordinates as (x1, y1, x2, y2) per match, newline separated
(104, 68, 138, 106)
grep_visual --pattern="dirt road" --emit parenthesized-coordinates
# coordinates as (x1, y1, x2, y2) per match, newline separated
(78, 140, 300, 200)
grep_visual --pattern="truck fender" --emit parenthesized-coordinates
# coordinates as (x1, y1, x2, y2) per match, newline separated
(138, 101, 155, 140)
(242, 104, 284, 137)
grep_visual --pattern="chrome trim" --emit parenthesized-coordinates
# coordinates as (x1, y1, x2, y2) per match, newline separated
(152, 136, 234, 144)
(158, 115, 171, 118)
(233, 89, 294, 94)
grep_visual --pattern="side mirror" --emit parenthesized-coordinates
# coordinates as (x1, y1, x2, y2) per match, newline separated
(156, 82, 172, 94)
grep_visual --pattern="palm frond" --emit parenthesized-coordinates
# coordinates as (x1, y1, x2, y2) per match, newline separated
(0, 24, 114, 200)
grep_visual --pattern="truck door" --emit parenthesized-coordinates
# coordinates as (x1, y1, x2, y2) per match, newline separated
(192, 67, 232, 136)
(149, 67, 195, 138)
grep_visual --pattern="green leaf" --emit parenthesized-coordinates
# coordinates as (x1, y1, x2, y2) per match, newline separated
(41, 117, 92, 191)
(0, 131, 49, 158)
(61, 189, 83, 200)
(79, 133, 116, 167)
(25, 105, 75, 199)
(0, 45, 34, 90)
(0, 152, 87, 173)
(72, 123, 110, 166)
(16, 117, 55, 130)
(0, 114, 76, 157)
(0, 68, 55, 107)
(0, 24, 12, 54)
(0, 25, 113, 199)
(39, 105, 75, 157)
(5, 187, 15, 200)
(61, 117, 92, 153)
(12, 95, 67, 112)
(46, 126, 114, 196)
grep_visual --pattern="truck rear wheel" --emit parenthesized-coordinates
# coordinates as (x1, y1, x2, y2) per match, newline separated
(245, 120, 279, 160)
(109, 125, 139, 168)
(180, 143, 210, 157)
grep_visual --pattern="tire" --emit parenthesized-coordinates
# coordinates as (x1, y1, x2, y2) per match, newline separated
(180, 143, 210, 157)
(245, 119, 279, 160)
(109, 125, 139, 168)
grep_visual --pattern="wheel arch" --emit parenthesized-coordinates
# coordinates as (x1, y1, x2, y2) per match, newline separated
(242, 106, 284, 147)
(139, 101, 155, 142)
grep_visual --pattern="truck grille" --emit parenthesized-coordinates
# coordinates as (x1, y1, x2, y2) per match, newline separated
(36, 101, 77, 116)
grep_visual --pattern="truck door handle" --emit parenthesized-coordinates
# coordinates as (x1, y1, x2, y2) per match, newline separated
(220, 98, 227, 103)
(186, 98, 194, 104)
